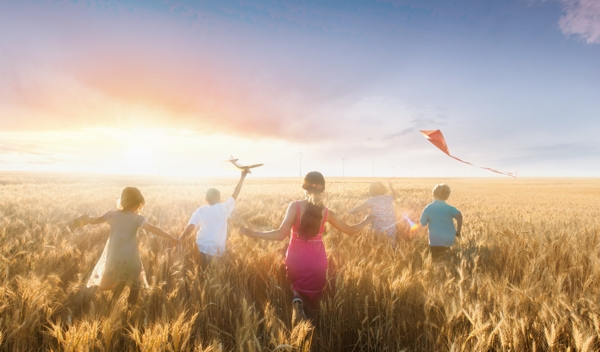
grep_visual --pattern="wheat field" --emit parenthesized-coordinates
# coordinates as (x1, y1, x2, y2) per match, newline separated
(0, 173, 599, 351)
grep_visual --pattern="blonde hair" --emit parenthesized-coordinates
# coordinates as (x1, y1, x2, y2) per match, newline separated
(432, 183, 451, 201)
(206, 188, 221, 204)
(117, 187, 145, 212)
(369, 182, 387, 197)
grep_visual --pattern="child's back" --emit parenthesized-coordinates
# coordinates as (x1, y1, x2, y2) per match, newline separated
(92, 210, 148, 289)
(188, 197, 235, 256)
(350, 181, 398, 239)
(367, 195, 397, 237)
(73, 186, 179, 306)
(420, 200, 460, 246)
(180, 170, 249, 258)
(419, 183, 462, 261)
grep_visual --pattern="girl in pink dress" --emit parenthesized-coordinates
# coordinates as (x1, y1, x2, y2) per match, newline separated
(241, 172, 374, 321)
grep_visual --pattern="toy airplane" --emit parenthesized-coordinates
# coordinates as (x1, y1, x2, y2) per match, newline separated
(226, 156, 263, 173)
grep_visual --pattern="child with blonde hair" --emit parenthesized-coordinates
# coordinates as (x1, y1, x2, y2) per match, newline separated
(72, 186, 180, 306)
(179, 170, 249, 263)
(350, 180, 398, 240)
(419, 183, 462, 261)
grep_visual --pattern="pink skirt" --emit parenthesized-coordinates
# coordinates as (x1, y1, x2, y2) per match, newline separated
(285, 238, 328, 300)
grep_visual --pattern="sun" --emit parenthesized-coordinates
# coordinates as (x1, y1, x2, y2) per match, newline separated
(122, 145, 156, 175)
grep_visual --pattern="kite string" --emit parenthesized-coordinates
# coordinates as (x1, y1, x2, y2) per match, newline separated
(451, 155, 516, 178)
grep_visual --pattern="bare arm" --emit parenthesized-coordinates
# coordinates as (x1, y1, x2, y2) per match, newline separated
(71, 214, 106, 229)
(388, 181, 398, 200)
(231, 170, 250, 200)
(143, 222, 180, 245)
(349, 202, 371, 214)
(179, 224, 196, 240)
(327, 211, 375, 235)
(240, 202, 295, 241)
(454, 211, 463, 236)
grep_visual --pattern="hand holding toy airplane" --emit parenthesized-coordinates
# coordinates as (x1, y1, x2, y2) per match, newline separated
(226, 156, 263, 174)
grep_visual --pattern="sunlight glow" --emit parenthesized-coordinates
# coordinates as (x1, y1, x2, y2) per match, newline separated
(121, 145, 156, 175)
(0, 128, 298, 177)
(402, 213, 420, 231)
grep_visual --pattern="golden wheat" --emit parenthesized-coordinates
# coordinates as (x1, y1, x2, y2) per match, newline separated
(0, 173, 599, 351)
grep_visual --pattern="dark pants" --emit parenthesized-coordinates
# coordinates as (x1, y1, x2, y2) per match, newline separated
(429, 246, 449, 262)
(111, 281, 140, 306)
(200, 252, 214, 268)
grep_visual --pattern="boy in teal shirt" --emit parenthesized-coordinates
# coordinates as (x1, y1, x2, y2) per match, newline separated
(420, 183, 462, 261)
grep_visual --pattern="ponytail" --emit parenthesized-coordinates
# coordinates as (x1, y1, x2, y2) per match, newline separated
(299, 193, 324, 239)
(299, 171, 326, 239)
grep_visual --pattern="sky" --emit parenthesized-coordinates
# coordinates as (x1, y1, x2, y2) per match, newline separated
(0, 0, 599, 177)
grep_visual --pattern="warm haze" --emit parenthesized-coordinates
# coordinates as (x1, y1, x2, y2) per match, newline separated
(1, 174, 599, 350)
(1, 0, 599, 177)
(2, 2, 600, 349)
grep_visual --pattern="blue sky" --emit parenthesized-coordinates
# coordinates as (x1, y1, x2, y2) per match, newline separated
(0, 0, 598, 177)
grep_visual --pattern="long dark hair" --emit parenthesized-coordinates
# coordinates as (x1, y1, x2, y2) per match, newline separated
(299, 171, 325, 239)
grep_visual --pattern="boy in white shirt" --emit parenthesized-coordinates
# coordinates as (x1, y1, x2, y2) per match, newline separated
(179, 170, 249, 262)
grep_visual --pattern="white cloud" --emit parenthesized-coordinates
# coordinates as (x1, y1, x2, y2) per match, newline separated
(559, 0, 600, 44)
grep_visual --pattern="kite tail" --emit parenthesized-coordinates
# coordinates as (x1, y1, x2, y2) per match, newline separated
(450, 156, 474, 165)
(420, 129, 516, 179)
(481, 167, 517, 178)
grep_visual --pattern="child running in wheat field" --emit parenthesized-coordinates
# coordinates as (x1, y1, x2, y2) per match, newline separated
(178, 170, 249, 264)
(419, 183, 462, 262)
(72, 187, 180, 306)
(241, 171, 374, 322)
(349, 180, 398, 241)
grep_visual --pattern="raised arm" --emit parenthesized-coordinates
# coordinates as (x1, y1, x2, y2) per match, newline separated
(388, 181, 398, 200)
(454, 211, 463, 237)
(349, 201, 371, 214)
(143, 223, 180, 246)
(327, 211, 375, 235)
(231, 170, 250, 200)
(240, 202, 295, 241)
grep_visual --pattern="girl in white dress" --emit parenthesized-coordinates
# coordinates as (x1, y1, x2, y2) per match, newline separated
(350, 181, 398, 240)
(72, 187, 180, 306)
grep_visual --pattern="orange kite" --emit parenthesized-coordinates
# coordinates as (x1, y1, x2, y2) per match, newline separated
(420, 129, 517, 178)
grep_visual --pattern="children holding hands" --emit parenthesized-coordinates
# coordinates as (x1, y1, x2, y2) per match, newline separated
(73, 170, 249, 308)
(71, 168, 463, 315)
